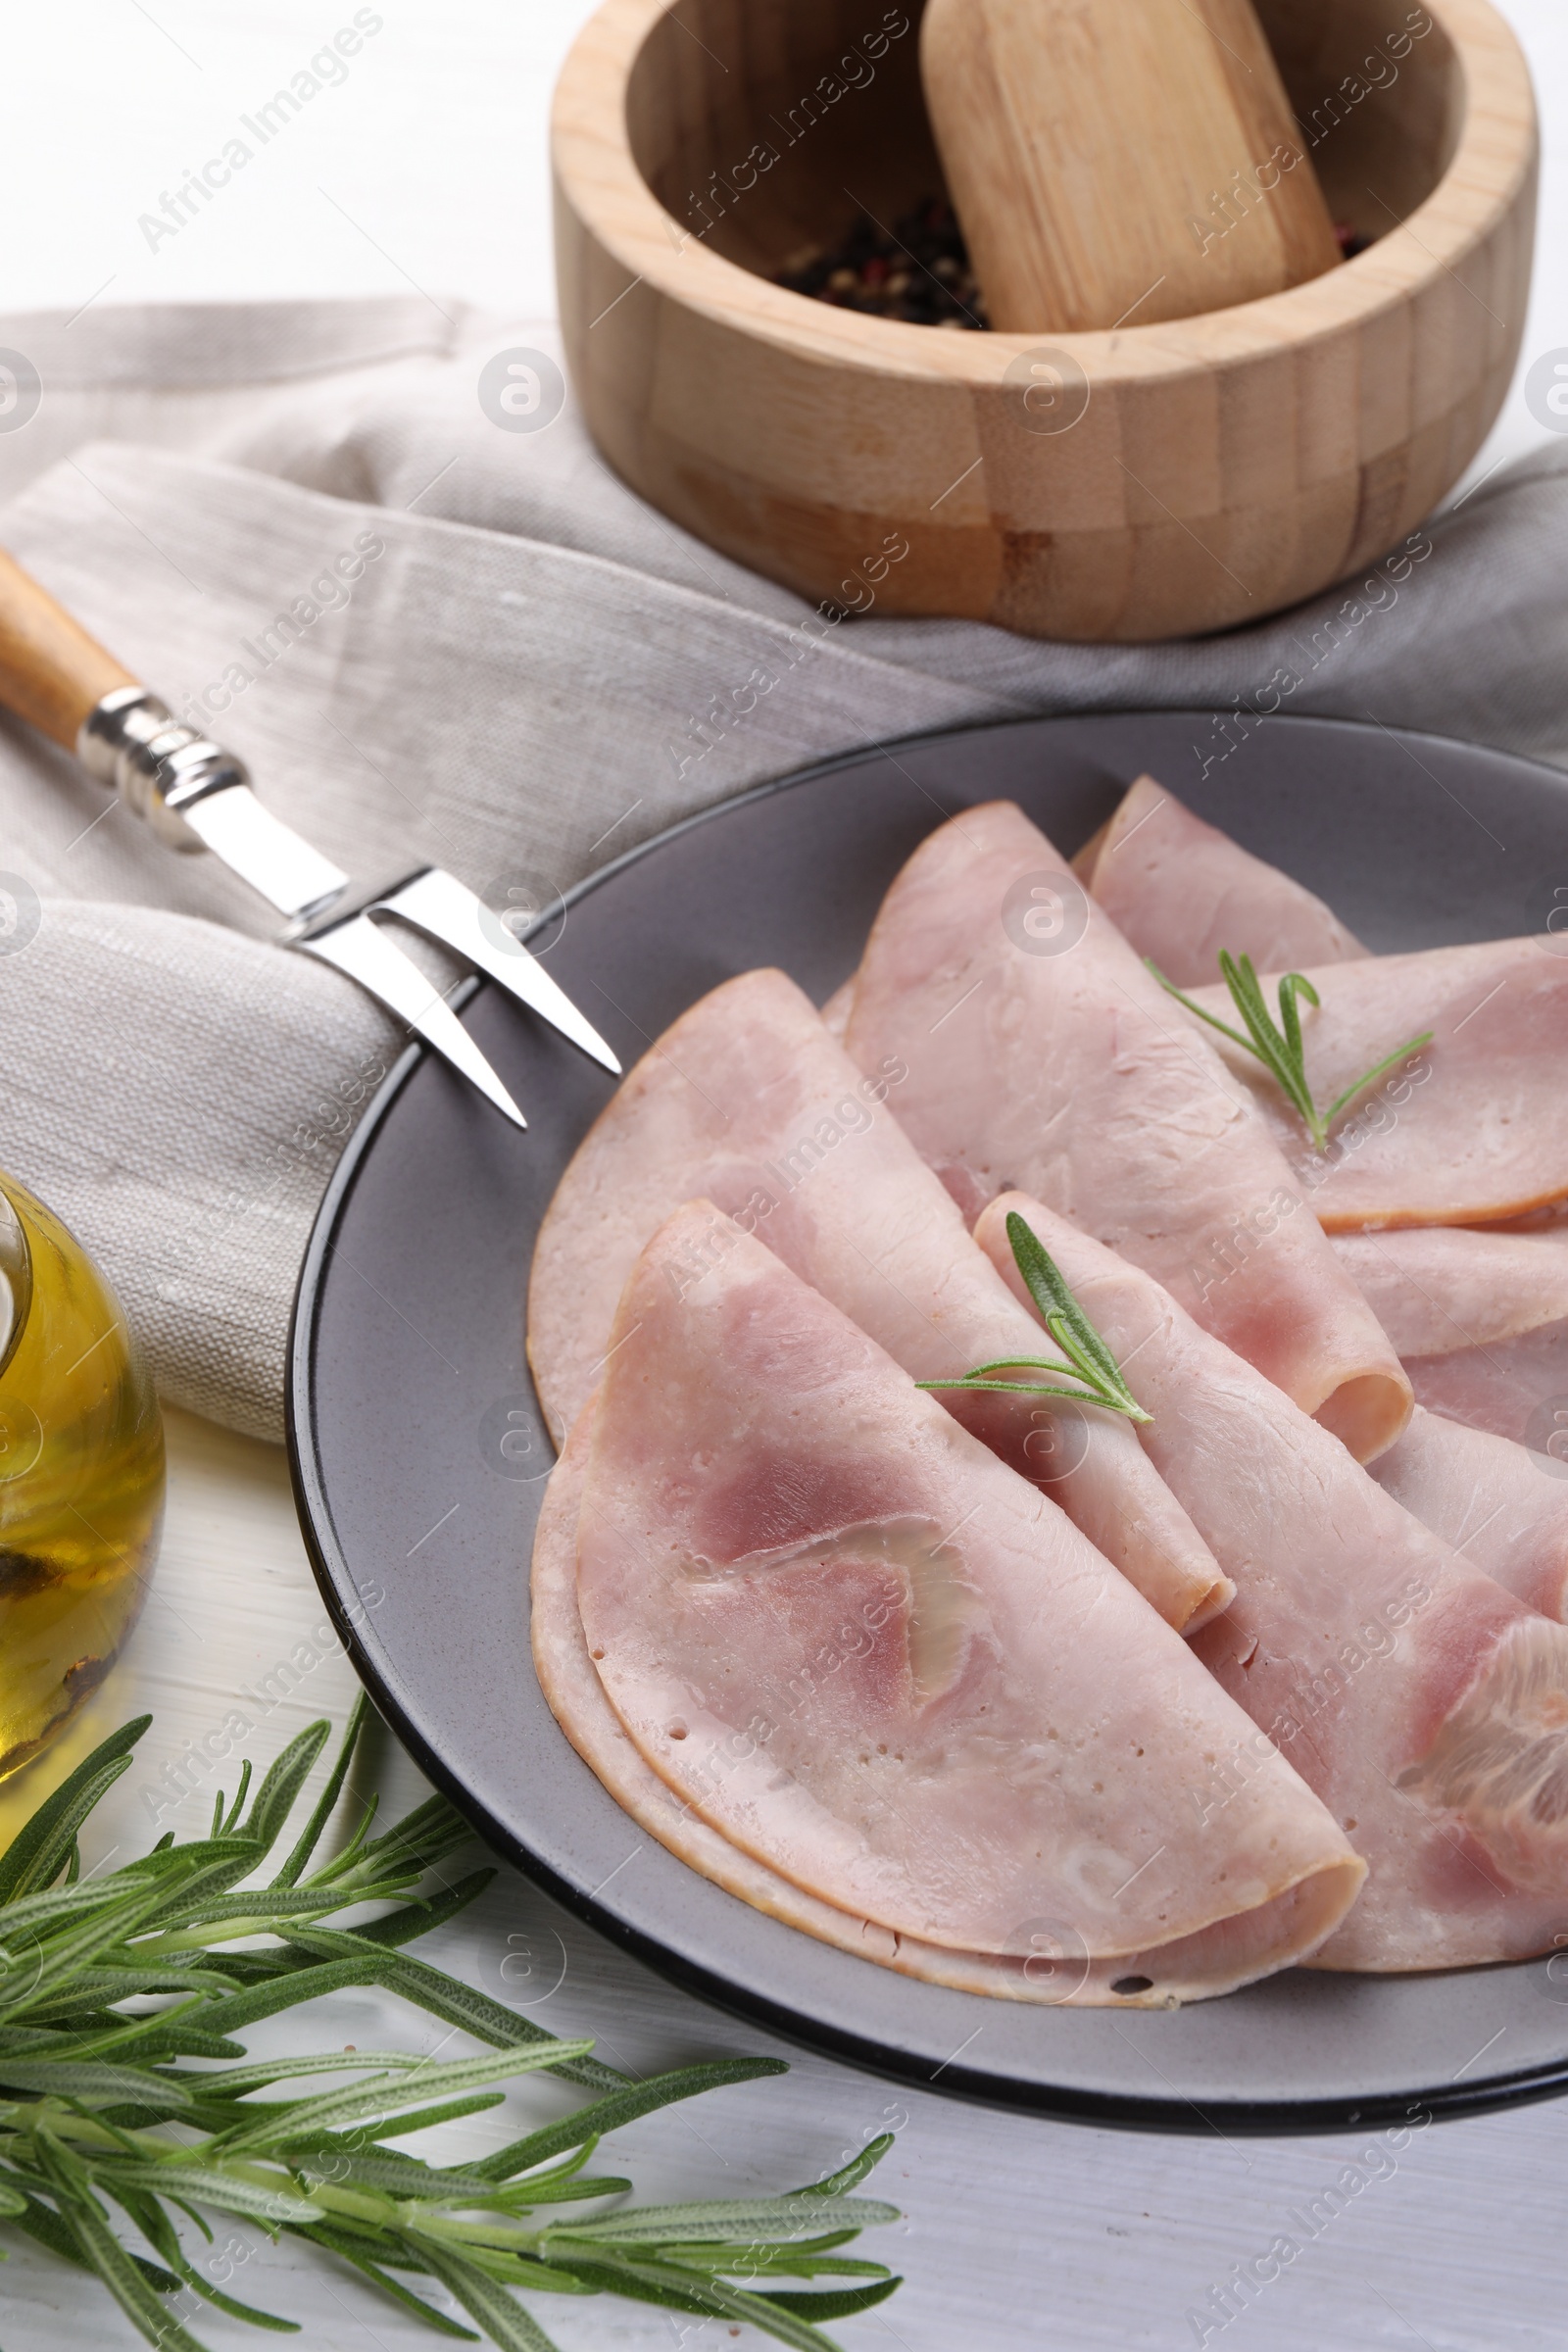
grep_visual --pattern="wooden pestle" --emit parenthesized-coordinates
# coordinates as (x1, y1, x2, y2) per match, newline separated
(919, 0, 1344, 334)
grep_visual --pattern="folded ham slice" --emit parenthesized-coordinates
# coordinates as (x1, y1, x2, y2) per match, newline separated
(1333, 1225, 1568, 1447)
(537, 1202, 1363, 2000)
(536, 1394, 1352, 2003)
(837, 800, 1410, 1461)
(1188, 939, 1568, 1229)
(975, 1191, 1568, 1969)
(1074, 775, 1367, 984)
(820, 977, 855, 1041)
(529, 967, 1230, 1632)
(1369, 1408, 1568, 1623)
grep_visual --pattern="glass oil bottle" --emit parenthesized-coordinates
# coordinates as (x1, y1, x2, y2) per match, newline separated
(0, 1174, 164, 1779)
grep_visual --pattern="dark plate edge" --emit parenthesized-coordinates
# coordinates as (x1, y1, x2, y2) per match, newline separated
(286, 710, 1568, 2135)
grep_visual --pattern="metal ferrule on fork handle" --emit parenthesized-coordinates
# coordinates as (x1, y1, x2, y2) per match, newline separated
(76, 686, 252, 851)
(75, 684, 351, 927)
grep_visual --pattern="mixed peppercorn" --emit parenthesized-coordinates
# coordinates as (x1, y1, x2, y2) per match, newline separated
(776, 198, 988, 328)
(776, 197, 1371, 327)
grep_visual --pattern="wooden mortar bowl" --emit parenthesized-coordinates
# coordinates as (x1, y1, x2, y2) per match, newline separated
(554, 0, 1536, 643)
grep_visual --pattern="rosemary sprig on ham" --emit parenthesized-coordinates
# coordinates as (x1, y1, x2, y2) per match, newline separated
(1150, 949, 1432, 1152)
(918, 1211, 1152, 1422)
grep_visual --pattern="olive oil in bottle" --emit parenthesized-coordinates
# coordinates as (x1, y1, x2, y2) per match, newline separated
(0, 1174, 164, 1779)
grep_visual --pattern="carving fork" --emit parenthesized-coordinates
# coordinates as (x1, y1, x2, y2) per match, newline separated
(0, 546, 621, 1126)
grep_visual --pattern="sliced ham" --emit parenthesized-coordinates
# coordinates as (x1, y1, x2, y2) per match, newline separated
(975, 1190, 1568, 1969)
(529, 967, 1230, 1633)
(535, 1393, 1350, 2004)
(1188, 939, 1568, 1229)
(1074, 775, 1366, 984)
(819, 977, 855, 1041)
(1334, 1225, 1568, 1356)
(838, 800, 1410, 1462)
(542, 1202, 1363, 1999)
(1369, 1408, 1568, 1623)
(1333, 1225, 1568, 1448)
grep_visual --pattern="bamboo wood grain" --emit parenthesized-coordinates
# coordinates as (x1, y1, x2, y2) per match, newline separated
(0, 548, 136, 749)
(919, 0, 1345, 333)
(553, 0, 1536, 643)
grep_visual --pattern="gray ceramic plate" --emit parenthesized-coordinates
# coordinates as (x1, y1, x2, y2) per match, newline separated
(288, 710, 1568, 2132)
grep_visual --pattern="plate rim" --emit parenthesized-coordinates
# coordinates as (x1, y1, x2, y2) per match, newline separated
(286, 707, 1568, 2136)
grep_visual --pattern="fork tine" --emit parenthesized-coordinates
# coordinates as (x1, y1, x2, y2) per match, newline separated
(376, 867, 622, 1075)
(300, 913, 526, 1129)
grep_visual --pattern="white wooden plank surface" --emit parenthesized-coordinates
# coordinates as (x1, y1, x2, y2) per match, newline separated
(1, 5, 1566, 2344)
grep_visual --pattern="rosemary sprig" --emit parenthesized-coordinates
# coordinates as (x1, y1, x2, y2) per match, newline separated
(919, 1210, 1151, 1423)
(1149, 949, 1432, 1153)
(0, 1699, 903, 2352)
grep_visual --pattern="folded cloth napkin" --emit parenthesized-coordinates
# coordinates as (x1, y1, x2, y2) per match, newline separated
(1, 294, 1564, 1438)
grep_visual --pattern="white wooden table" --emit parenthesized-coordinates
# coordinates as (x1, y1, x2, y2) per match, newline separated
(2, 8, 1566, 2346)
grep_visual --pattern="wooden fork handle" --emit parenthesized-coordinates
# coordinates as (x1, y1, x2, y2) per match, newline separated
(0, 545, 138, 751)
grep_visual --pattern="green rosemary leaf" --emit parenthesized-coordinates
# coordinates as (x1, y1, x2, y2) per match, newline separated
(91, 2161, 322, 2226)
(143, 1884, 427, 1947)
(9, 1761, 135, 1905)
(152, 2238, 303, 2334)
(262, 2088, 510, 2147)
(164, 2048, 436, 2098)
(0, 1876, 160, 1948)
(272, 1695, 368, 1888)
(35, 1961, 243, 2003)
(375, 2238, 594, 2296)
(1151, 951, 1431, 1153)
(112, 2184, 296, 2331)
(0, 1717, 150, 1904)
(24, 1996, 230, 2064)
(239, 1721, 333, 1859)
(303, 1791, 380, 1886)
(319, 1793, 468, 1890)
(297, 2223, 483, 2336)
(1044, 1312, 1120, 1401)
(159, 1953, 413, 2038)
(916, 1375, 1117, 1404)
(280, 1940, 625, 2093)
(169, 1944, 615, 2099)
(294, 2150, 530, 2202)
(1228, 957, 1320, 1131)
(6, 2180, 177, 2288)
(921, 1215, 1150, 1424)
(756, 2278, 904, 2321)
(220, 2043, 594, 2154)
(520, 2244, 750, 2310)
(0, 2059, 194, 2107)
(1276, 967, 1313, 1070)
(547, 2191, 901, 2245)
(114, 1842, 271, 1933)
(795, 2131, 895, 2197)
(347, 1869, 497, 1950)
(470, 2058, 788, 2182)
(1008, 1217, 1135, 1401)
(663, 2242, 888, 2279)
(408, 2236, 566, 2352)
(537, 2246, 859, 2352)
(357, 1791, 461, 1860)
(488, 2173, 632, 2211)
(219, 1759, 253, 1835)
(1320, 1030, 1435, 1127)
(41, 2149, 209, 2352)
